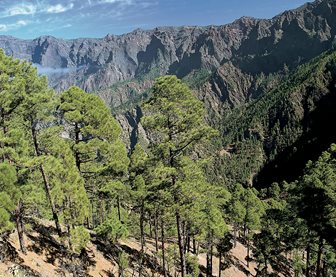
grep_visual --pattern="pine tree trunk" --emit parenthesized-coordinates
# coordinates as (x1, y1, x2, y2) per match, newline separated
(176, 211, 186, 277)
(206, 251, 211, 277)
(117, 196, 121, 222)
(1, 122, 9, 162)
(206, 231, 212, 277)
(174, 246, 177, 277)
(233, 223, 237, 247)
(219, 252, 222, 277)
(154, 212, 159, 253)
(40, 164, 62, 236)
(210, 243, 213, 276)
(86, 216, 90, 229)
(102, 200, 106, 223)
(306, 243, 311, 277)
(316, 237, 323, 277)
(15, 201, 26, 254)
(247, 237, 250, 268)
(149, 214, 153, 238)
(187, 233, 190, 253)
(161, 219, 167, 277)
(245, 228, 250, 268)
(206, 252, 210, 277)
(91, 201, 95, 229)
(193, 237, 196, 254)
(19, 214, 26, 250)
(99, 200, 104, 225)
(74, 123, 81, 171)
(139, 202, 145, 277)
(183, 222, 187, 253)
(31, 125, 62, 236)
(67, 224, 72, 250)
(243, 221, 247, 239)
(0, 118, 5, 162)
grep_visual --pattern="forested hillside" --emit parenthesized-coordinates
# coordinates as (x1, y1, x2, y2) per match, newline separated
(216, 49, 336, 187)
(0, 45, 336, 276)
(1, 0, 336, 276)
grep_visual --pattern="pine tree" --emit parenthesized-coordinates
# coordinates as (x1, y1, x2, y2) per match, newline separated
(129, 144, 149, 275)
(226, 183, 245, 247)
(0, 50, 63, 248)
(142, 76, 217, 276)
(0, 163, 18, 239)
(38, 127, 90, 248)
(178, 159, 229, 276)
(0, 115, 28, 253)
(202, 193, 228, 277)
(242, 188, 264, 268)
(217, 233, 233, 277)
(59, 87, 129, 228)
(13, 62, 64, 236)
(296, 145, 336, 276)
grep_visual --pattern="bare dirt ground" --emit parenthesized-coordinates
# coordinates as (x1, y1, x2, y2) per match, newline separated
(0, 227, 260, 277)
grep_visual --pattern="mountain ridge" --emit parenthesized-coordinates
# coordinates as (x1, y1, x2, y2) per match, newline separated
(0, 0, 335, 97)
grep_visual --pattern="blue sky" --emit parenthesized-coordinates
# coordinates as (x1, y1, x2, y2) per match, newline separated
(0, 0, 313, 39)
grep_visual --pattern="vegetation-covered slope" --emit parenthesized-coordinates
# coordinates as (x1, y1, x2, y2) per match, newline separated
(1, 1, 336, 276)
(217, 49, 336, 187)
(0, 43, 336, 277)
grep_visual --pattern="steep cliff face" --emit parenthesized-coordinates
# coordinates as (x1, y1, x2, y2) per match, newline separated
(0, 0, 335, 106)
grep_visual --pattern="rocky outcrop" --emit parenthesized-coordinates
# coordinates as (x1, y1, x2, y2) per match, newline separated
(116, 106, 148, 150)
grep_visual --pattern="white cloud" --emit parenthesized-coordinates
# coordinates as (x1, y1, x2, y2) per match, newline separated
(139, 1, 157, 8)
(0, 20, 29, 32)
(33, 64, 81, 76)
(6, 4, 37, 16)
(98, 0, 133, 5)
(46, 3, 74, 14)
(1, 2, 74, 18)
(16, 20, 28, 26)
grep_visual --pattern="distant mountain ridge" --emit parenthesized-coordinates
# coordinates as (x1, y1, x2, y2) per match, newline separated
(0, 0, 335, 100)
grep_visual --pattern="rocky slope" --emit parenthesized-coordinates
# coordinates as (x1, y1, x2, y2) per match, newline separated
(0, 0, 335, 102)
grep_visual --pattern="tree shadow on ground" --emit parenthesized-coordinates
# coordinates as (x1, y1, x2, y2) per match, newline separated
(26, 220, 95, 276)
(0, 236, 24, 264)
(269, 254, 292, 277)
(92, 237, 171, 277)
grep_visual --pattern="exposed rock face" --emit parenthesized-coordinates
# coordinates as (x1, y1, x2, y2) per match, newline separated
(0, 0, 335, 98)
(115, 106, 148, 150)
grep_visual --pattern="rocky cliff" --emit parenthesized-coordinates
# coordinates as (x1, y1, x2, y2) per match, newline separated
(0, 0, 335, 102)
